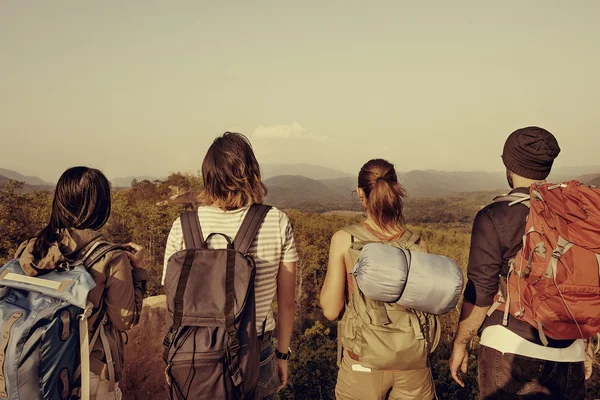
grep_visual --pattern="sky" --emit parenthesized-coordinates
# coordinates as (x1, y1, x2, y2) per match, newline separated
(1, 1, 599, 183)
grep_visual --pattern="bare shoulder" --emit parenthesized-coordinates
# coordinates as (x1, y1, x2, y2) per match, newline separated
(331, 229, 352, 249)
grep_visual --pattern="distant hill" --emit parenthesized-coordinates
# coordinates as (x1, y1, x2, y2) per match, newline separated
(261, 164, 352, 180)
(264, 175, 356, 208)
(0, 175, 53, 193)
(111, 176, 161, 188)
(264, 171, 508, 211)
(577, 173, 600, 186)
(548, 165, 600, 182)
(397, 170, 506, 198)
(0, 168, 52, 186)
(265, 167, 600, 211)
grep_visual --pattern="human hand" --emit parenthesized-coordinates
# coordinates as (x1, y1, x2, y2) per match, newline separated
(276, 358, 288, 392)
(585, 339, 594, 380)
(124, 242, 146, 269)
(450, 343, 469, 387)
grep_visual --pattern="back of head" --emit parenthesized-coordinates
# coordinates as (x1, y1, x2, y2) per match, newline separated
(502, 126, 561, 180)
(33, 166, 111, 259)
(200, 132, 267, 211)
(358, 159, 406, 233)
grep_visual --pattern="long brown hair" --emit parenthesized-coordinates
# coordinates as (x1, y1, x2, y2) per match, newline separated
(33, 166, 111, 259)
(358, 159, 406, 232)
(200, 132, 267, 210)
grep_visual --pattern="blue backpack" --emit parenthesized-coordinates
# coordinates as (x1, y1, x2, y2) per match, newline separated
(0, 241, 124, 400)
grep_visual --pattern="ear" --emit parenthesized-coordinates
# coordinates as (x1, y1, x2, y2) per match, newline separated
(356, 187, 364, 200)
(357, 187, 367, 207)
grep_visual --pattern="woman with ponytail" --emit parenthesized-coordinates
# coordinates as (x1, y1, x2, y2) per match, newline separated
(15, 166, 149, 399)
(320, 159, 436, 400)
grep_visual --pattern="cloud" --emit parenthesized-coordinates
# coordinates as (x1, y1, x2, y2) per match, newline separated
(252, 122, 327, 142)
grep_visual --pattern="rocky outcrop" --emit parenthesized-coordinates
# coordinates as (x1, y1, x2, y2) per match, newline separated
(120, 295, 169, 399)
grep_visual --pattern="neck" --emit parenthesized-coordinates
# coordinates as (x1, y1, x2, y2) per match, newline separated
(512, 176, 547, 189)
(364, 215, 403, 235)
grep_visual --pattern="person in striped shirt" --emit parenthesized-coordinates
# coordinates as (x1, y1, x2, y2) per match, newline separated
(163, 132, 298, 399)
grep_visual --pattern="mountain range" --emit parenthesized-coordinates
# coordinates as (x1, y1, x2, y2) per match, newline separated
(262, 168, 600, 209)
(2, 165, 599, 205)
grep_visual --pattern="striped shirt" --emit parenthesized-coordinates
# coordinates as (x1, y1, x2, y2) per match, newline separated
(162, 205, 298, 333)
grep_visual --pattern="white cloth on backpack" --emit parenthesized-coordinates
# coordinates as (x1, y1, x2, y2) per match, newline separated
(480, 325, 585, 362)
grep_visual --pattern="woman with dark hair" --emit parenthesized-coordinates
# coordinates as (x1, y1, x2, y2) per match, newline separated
(320, 159, 437, 400)
(15, 166, 149, 400)
(163, 132, 298, 399)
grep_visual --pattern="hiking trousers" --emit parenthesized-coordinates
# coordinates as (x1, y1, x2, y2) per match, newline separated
(478, 345, 586, 400)
(256, 331, 282, 400)
(335, 349, 435, 400)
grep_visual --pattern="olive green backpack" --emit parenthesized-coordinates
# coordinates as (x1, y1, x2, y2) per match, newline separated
(338, 224, 441, 370)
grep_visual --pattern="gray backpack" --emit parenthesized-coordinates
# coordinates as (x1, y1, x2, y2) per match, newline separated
(0, 241, 125, 400)
(163, 204, 271, 400)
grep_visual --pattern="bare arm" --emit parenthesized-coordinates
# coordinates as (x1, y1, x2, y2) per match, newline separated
(320, 230, 351, 321)
(276, 261, 297, 353)
(450, 209, 501, 386)
(454, 300, 490, 347)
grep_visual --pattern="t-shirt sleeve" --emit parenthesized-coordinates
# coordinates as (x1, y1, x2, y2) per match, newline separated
(279, 212, 299, 263)
(463, 208, 503, 307)
(162, 217, 184, 285)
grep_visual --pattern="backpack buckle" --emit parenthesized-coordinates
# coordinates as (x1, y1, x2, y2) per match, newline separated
(163, 330, 177, 348)
(227, 333, 241, 354)
(231, 368, 243, 387)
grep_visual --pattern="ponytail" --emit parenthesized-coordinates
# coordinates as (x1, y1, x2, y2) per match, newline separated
(358, 159, 406, 232)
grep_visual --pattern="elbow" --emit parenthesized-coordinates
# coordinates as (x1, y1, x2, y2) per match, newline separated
(320, 300, 343, 321)
(323, 308, 341, 321)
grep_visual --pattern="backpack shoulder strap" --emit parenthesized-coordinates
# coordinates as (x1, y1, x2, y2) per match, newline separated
(81, 241, 128, 270)
(343, 224, 379, 242)
(233, 204, 272, 254)
(398, 230, 420, 245)
(180, 210, 204, 249)
(493, 193, 531, 208)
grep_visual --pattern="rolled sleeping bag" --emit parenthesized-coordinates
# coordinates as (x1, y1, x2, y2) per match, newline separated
(351, 243, 464, 315)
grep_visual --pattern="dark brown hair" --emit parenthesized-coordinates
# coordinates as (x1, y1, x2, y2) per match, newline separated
(200, 132, 267, 210)
(33, 166, 111, 259)
(358, 159, 406, 232)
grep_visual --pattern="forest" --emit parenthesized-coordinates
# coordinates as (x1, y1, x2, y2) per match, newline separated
(1, 175, 599, 400)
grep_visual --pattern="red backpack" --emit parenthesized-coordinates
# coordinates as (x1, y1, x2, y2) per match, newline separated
(488, 180, 600, 345)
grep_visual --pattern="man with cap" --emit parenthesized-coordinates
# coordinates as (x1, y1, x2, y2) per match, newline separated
(449, 127, 589, 399)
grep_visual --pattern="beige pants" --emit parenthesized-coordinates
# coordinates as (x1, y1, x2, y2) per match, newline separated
(90, 372, 122, 400)
(335, 350, 435, 400)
